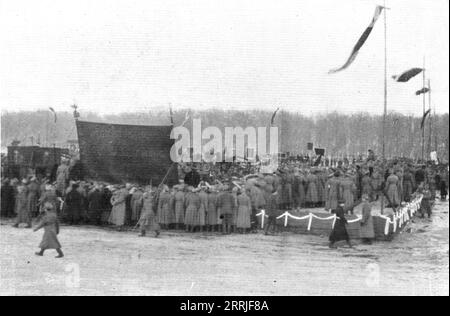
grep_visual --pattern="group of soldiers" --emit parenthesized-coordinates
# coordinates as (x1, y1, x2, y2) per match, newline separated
(1, 155, 449, 237)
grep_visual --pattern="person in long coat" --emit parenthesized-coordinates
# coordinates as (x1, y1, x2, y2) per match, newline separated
(130, 187, 144, 225)
(439, 170, 448, 201)
(292, 172, 300, 208)
(27, 178, 40, 218)
(427, 169, 437, 201)
(325, 172, 341, 212)
(138, 188, 160, 237)
(184, 187, 201, 232)
(264, 175, 274, 199)
(396, 169, 404, 203)
(174, 185, 186, 230)
(231, 186, 239, 232)
(306, 172, 319, 207)
(108, 187, 128, 229)
(87, 185, 104, 225)
(198, 187, 208, 231)
(236, 189, 252, 232)
(101, 186, 113, 224)
(1, 179, 15, 218)
(39, 184, 60, 215)
(317, 171, 327, 207)
(248, 182, 266, 231)
(34, 202, 64, 258)
(279, 171, 293, 210)
(13, 181, 31, 228)
(370, 167, 383, 201)
(329, 205, 352, 248)
(124, 184, 133, 226)
(360, 194, 375, 244)
(55, 159, 70, 197)
(77, 182, 89, 222)
(386, 171, 400, 208)
(297, 173, 307, 208)
(206, 187, 219, 232)
(419, 184, 432, 218)
(414, 165, 426, 189)
(157, 186, 175, 229)
(216, 185, 236, 234)
(64, 183, 84, 225)
(361, 172, 373, 199)
(402, 168, 415, 202)
(340, 176, 356, 214)
(264, 189, 280, 235)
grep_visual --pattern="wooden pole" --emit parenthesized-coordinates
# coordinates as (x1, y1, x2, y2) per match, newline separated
(382, 1, 388, 161)
(428, 79, 432, 156)
(422, 57, 426, 162)
(46, 112, 49, 147)
(381, 1, 388, 215)
(434, 107, 438, 153)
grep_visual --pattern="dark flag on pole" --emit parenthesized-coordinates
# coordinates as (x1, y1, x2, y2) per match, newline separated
(329, 5, 384, 74)
(49, 107, 57, 123)
(271, 107, 280, 125)
(421, 109, 431, 129)
(392, 68, 423, 82)
(416, 87, 430, 96)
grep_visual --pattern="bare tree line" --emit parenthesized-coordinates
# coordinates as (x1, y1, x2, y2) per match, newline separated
(1, 109, 449, 161)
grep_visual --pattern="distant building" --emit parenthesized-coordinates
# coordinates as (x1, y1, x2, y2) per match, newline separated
(5, 145, 69, 180)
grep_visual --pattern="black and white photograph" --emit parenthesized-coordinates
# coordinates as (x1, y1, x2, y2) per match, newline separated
(0, 0, 448, 299)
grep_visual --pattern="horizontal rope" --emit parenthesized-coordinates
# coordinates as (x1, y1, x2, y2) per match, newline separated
(255, 195, 423, 235)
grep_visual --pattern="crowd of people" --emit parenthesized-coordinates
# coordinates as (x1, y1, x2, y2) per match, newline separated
(1, 153, 449, 242)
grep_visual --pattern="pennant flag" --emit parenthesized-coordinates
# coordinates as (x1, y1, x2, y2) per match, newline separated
(392, 68, 423, 82)
(49, 107, 57, 123)
(421, 109, 431, 129)
(416, 87, 430, 96)
(169, 104, 174, 125)
(329, 6, 384, 74)
(271, 107, 280, 125)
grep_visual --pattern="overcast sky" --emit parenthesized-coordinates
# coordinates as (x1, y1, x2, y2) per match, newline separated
(0, 0, 448, 116)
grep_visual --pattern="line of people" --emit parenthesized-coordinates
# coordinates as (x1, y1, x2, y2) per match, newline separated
(2, 159, 448, 236)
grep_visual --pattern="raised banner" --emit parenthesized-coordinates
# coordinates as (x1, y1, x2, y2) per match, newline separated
(76, 120, 178, 185)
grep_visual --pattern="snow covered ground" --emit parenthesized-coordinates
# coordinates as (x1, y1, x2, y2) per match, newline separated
(1, 200, 448, 296)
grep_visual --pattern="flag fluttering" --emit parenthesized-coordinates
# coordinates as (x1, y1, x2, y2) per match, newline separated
(49, 107, 57, 123)
(392, 68, 423, 82)
(329, 5, 384, 74)
(416, 87, 430, 96)
(421, 109, 431, 129)
(271, 107, 280, 125)
(169, 104, 174, 125)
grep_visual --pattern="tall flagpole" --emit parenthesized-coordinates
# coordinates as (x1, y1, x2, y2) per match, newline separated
(381, 1, 388, 215)
(428, 79, 432, 156)
(434, 106, 438, 153)
(422, 57, 426, 161)
(382, 1, 388, 160)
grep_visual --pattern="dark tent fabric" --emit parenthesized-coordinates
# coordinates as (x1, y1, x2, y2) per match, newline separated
(76, 120, 178, 185)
